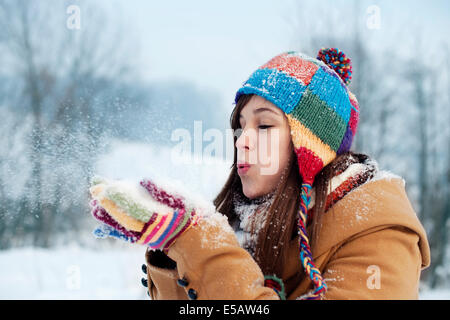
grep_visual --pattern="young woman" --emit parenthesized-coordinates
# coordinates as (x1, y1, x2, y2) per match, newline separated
(90, 48, 430, 300)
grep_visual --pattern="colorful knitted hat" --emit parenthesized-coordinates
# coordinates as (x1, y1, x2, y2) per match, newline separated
(234, 48, 360, 299)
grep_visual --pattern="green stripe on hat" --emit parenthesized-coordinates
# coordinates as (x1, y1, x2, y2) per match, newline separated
(290, 89, 347, 152)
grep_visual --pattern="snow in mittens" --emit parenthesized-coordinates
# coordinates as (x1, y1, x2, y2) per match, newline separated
(89, 176, 174, 217)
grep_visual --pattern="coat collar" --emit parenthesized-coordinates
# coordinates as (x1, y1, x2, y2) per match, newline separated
(307, 154, 379, 213)
(283, 156, 429, 282)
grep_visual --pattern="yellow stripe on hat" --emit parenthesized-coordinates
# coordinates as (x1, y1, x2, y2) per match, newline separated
(286, 114, 336, 167)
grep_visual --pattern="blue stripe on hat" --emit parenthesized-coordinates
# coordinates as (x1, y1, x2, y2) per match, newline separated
(235, 68, 306, 114)
(308, 67, 352, 124)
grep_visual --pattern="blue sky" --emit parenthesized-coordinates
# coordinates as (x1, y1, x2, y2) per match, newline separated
(101, 0, 450, 114)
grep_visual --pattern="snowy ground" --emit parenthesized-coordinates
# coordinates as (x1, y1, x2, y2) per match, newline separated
(0, 245, 147, 299)
(420, 288, 450, 300)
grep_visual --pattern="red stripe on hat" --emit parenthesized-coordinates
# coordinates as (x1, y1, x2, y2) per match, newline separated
(348, 104, 359, 134)
(348, 93, 359, 133)
(260, 53, 319, 86)
(294, 146, 324, 184)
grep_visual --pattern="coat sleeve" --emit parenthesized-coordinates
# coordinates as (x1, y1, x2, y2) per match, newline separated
(320, 225, 424, 300)
(165, 213, 280, 300)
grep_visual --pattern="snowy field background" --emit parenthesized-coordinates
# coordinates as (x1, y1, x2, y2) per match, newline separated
(0, 139, 448, 300)
(0, 139, 232, 299)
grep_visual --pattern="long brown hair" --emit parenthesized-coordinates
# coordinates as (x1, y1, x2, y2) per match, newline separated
(213, 93, 364, 278)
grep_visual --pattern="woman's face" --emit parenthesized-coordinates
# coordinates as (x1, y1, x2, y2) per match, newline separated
(235, 95, 293, 199)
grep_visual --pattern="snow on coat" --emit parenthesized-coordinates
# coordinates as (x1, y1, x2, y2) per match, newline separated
(142, 169, 430, 300)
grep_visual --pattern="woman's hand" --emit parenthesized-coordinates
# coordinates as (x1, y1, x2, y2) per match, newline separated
(88, 176, 201, 251)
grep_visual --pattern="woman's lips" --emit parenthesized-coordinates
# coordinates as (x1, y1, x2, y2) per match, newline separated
(237, 163, 251, 175)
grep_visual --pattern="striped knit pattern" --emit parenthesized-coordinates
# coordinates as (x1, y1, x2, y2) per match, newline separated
(234, 48, 360, 299)
(90, 181, 200, 251)
(140, 179, 186, 210)
(297, 182, 327, 299)
(137, 208, 199, 248)
(91, 200, 141, 241)
(106, 191, 156, 222)
(264, 275, 286, 300)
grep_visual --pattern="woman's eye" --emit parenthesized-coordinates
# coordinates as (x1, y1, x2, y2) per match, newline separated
(258, 125, 272, 130)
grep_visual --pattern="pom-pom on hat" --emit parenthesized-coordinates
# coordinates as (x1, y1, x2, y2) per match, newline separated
(234, 48, 360, 299)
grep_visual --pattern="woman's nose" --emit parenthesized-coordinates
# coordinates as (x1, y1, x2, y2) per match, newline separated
(235, 127, 256, 151)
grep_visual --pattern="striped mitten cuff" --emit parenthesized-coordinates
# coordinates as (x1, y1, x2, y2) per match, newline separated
(89, 177, 201, 251)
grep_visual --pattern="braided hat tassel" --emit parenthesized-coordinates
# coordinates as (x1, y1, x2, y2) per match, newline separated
(297, 182, 327, 299)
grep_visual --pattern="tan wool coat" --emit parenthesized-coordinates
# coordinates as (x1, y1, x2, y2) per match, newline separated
(143, 176, 431, 300)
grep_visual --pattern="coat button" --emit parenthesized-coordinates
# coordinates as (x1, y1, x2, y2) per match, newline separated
(141, 277, 148, 287)
(141, 264, 147, 274)
(188, 288, 197, 300)
(177, 277, 189, 287)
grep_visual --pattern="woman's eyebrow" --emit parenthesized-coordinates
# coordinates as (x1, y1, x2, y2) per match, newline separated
(254, 107, 281, 116)
(239, 107, 281, 119)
